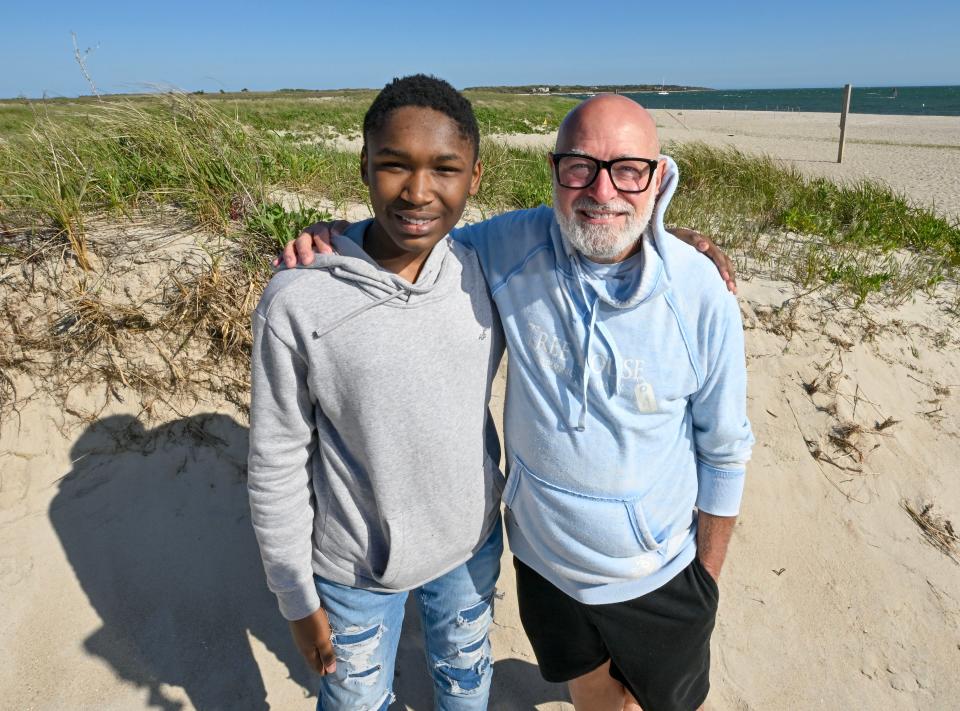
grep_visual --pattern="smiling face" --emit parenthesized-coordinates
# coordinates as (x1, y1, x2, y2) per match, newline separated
(361, 106, 482, 272)
(551, 95, 665, 263)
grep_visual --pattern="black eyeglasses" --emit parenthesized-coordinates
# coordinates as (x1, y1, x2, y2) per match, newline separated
(551, 153, 658, 193)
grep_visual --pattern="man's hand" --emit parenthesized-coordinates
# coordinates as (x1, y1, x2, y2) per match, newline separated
(290, 607, 337, 675)
(275, 220, 353, 269)
(667, 227, 737, 295)
(696, 510, 737, 582)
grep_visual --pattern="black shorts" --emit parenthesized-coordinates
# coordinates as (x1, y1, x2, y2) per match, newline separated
(514, 556, 719, 711)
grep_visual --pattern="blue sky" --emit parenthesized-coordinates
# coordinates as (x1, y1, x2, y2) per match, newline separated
(2, 0, 958, 98)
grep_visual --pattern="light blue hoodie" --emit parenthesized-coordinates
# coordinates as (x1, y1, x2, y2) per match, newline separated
(453, 157, 754, 604)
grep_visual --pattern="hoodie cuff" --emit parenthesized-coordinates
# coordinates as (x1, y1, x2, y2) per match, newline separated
(276, 580, 322, 622)
(695, 461, 746, 516)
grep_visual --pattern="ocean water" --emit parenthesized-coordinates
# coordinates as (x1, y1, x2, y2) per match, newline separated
(600, 86, 960, 117)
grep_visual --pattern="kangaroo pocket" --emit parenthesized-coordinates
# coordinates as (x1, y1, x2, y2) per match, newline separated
(373, 513, 407, 587)
(503, 456, 674, 586)
(374, 475, 495, 589)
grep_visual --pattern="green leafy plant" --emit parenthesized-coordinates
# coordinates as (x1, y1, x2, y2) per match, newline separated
(244, 202, 332, 248)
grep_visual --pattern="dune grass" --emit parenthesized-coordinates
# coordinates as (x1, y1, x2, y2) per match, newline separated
(1, 93, 957, 306)
(0, 89, 577, 142)
(666, 142, 959, 303)
(0, 94, 339, 266)
(2, 91, 958, 422)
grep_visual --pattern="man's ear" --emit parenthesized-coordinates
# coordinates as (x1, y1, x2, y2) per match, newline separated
(468, 159, 483, 197)
(360, 145, 369, 186)
(653, 158, 667, 193)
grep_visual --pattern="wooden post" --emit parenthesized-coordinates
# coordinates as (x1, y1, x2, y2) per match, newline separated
(837, 84, 852, 163)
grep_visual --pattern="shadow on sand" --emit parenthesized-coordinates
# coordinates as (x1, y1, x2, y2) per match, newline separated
(50, 413, 567, 710)
(50, 413, 311, 710)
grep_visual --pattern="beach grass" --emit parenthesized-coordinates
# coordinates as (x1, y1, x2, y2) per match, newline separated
(0, 89, 578, 141)
(662, 142, 959, 303)
(3, 91, 959, 422)
(1, 93, 957, 306)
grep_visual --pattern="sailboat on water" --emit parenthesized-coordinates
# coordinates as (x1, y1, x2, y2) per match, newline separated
(658, 79, 670, 95)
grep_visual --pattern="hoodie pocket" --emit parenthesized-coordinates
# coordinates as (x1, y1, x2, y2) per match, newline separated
(375, 513, 407, 587)
(504, 456, 668, 585)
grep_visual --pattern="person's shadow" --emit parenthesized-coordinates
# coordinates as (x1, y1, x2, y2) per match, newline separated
(49, 413, 313, 710)
(50, 413, 568, 710)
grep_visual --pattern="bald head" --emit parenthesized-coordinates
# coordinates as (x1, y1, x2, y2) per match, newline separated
(556, 94, 660, 157)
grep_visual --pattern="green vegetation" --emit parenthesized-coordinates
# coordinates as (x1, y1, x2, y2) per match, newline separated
(475, 141, 553, 210)
(666, 142, 959, 303)
(1, 93, 957, 307)
(470, 92, 578, 134)
(0, 89, 578, 141)
(245, 202, 332, 249)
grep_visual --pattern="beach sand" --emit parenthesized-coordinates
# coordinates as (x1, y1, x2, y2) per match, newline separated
(2, 111, 960, 710)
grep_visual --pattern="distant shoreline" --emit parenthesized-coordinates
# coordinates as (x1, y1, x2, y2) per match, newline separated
(465, 84, 712, 94)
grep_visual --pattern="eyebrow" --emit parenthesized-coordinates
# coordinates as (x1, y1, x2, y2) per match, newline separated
(374, 147, 466, 162)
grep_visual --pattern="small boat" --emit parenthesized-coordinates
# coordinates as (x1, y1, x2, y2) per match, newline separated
(658, 79, 669, 95)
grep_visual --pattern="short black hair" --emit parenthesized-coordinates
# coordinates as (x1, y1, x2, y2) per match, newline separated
(363, 74, 480, 160)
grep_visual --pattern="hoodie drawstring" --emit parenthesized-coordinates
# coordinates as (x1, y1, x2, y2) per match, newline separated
(576, 297, 601, 431)
(312, 283, 409, 340)
(568, 254, 631, 432)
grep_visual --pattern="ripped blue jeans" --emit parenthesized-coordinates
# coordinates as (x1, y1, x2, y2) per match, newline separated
(314, 522, 502, 711)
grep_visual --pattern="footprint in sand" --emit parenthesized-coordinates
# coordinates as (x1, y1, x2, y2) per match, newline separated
(0, 556, 34, 587)
(0, 467, 30, 513)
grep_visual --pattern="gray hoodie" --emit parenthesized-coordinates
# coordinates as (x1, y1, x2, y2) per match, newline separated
(248, 222, 505, 621)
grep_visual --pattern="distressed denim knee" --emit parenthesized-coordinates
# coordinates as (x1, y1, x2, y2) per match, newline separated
(317, 620, 395, 711)
(432, 596, 494, 700)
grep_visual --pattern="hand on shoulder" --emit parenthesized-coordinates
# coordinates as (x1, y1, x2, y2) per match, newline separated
(274, 220, 354, 269)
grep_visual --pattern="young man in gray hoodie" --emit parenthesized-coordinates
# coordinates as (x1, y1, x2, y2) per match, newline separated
(248, 75, 505, 711)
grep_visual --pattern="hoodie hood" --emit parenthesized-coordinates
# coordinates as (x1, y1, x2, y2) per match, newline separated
(290, 219, 455, 339)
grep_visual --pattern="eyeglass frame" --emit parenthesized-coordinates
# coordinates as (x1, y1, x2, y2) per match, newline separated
(550, 152, 659, 194)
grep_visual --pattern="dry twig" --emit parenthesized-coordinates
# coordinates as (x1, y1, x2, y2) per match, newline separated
(901, 500, 959, 564)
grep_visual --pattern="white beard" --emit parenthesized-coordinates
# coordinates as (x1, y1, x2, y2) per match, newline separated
(554, 190, 655, 261)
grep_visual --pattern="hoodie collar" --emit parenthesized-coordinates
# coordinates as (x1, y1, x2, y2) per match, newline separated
(288, 219, 455, 340)
(329, 219, 449, 293)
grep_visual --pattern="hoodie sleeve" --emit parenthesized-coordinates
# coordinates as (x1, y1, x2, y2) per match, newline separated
(248, 308, 321, 621)
(690, 289, 755, 517)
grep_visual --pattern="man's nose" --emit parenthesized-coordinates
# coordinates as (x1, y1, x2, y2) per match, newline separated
(586, 166, 619, 203)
